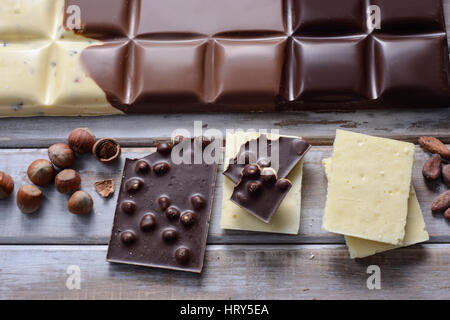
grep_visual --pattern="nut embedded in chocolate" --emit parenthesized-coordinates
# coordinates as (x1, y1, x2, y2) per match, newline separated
(242, 164, 260, 179)
(140, 213, 157, 231)
(165, 206, 181, 220)
(125, 178, 143, 193)
(257, 158, 271, 168)
(190, 195, 205, 211)
(247, 181, 262, 195)
(153, 162, 170, 175)
(0, 171, 14, 200)
(180, 211, 196, 225)
(172, 135, 184, 146)
(156, 142, 172, 155)
(135, 160, 150, 174)
(158, 196, 171, 211)
(120, 231, 137, 245)
(162, 229, 178, 243)
(121, 200, 136, 214)
(276, 179, 291, 191)
(236, 192, 249, 204)
(175, 247, 191, 265)
(92, 138, 121, 164)
(261, 167, 277, 185)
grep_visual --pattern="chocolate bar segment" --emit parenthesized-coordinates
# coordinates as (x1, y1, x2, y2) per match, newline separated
(1, 0, 450, 117)
(231, 165, 292, 223)
(224, 134, 310, 185)
(107, 138, 218, 273)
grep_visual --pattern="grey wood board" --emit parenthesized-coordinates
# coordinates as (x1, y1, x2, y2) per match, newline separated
(0, 244, 449, 300)
(0, 108, 449, 148)
(0, 145, 448, 245)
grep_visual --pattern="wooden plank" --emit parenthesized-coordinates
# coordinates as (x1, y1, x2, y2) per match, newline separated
(0, 146, 448, 245)
(0, 108, 449, 148)
(0, 244, 448, 300)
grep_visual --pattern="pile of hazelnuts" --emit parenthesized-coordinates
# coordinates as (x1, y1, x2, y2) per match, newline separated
(0, 128, 121, 215)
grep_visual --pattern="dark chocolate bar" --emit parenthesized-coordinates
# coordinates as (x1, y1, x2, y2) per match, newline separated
(61, 0, 450, 113)
(230, 165, 292, 223)
(107, 138, 218, 273)
(223, 135, 310, 185)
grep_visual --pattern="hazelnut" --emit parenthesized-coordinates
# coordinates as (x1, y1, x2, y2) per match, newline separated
(55, 169, 81, 194)
(17, 184, 43, 214)
(0, 171, 14, 200)
(48, 143, 74, 168)
(68, 128, 96, 154)
(68, 191, 93, 215)
(156, 142, 172, 155)
(92, 138, 121, 164)
(276, 179, 291, 191)
(27, 159, 55, 186)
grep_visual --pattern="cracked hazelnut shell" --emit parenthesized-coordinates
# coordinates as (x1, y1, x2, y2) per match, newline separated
(92, 138, 121, 164)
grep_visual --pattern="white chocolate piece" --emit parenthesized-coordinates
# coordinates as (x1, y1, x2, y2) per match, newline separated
(0, 0, 123, 117)
(322, 130, 414, 245)
(323, 158, 429, 259)
(220, 132, 304, 235)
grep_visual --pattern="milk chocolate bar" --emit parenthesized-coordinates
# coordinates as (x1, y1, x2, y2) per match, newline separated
(231, 164, 292, 223)
(223, 134, 310, 185)
(1, 0, 450, 116)
(107, 138, 218, 273)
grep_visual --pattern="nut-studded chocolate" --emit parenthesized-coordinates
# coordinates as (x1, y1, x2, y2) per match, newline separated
(224, 135, 310, 185)
(107, 137, 218, 273)
(231, 164, 292, 223)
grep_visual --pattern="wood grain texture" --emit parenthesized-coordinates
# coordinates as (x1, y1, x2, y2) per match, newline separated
(0, 145, 448, 245)
(0, 244, 449, 300)
(0, 108, 449, 148)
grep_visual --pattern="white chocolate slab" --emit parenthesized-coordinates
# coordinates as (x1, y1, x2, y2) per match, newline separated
(322, 130, 415, 245)
(0, 0, 123, 117)
(220, 132, 304, 234)
(323, 158, 429, 259)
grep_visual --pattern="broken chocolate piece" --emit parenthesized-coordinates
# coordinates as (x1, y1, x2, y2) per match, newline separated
(224, 135, 310, 184)
(107, 138, 218, 273)
(230, 164, 292, 223)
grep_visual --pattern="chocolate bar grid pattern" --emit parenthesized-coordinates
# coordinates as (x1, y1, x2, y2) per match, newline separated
(1, 0, 449, 112)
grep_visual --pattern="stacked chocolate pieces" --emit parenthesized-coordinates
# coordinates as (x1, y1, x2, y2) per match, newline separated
(222, 134, 310, 226)
(107, 137, 218, 273)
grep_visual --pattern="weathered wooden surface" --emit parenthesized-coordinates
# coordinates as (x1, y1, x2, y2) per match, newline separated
(0, 244, 449, 300)
(1, 5, 450, 298)
(0, 145, 448, 245)
(0, 109, 449, 148)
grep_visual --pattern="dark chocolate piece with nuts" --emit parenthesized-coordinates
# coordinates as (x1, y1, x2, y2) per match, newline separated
(107, 137, 218, 273)
(224, 135, 310, 185)
(230, 164, 292, 223)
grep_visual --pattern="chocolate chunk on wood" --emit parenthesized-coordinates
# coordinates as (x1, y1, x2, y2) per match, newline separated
(107, 137, 218, 273)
